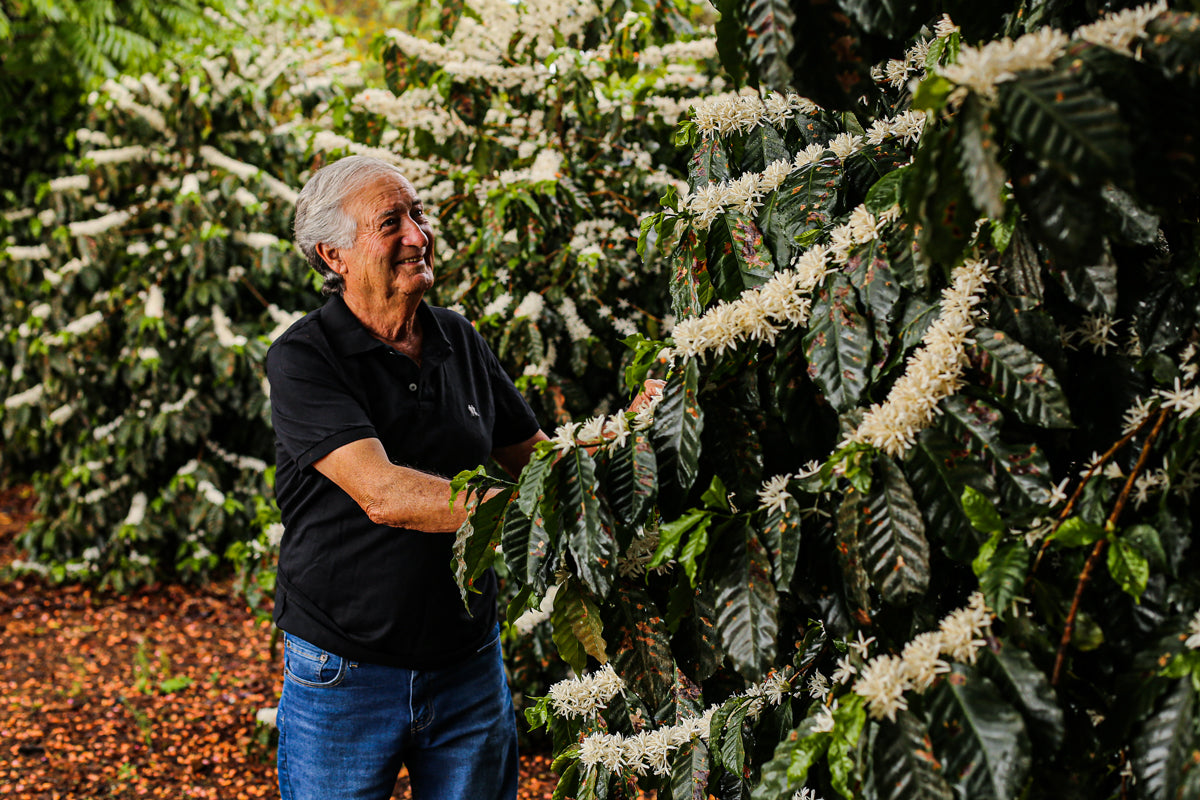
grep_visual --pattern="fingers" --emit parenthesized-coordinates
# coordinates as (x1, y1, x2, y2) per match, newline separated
(628, 379, 666, 414)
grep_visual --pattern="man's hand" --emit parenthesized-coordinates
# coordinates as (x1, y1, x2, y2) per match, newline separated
(628, 379, 665, 414)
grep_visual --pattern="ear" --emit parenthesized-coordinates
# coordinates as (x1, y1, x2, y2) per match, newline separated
(314, 242, 348, 275)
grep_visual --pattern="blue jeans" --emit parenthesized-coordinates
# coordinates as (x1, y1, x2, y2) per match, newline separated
(276, 628, 518, 800)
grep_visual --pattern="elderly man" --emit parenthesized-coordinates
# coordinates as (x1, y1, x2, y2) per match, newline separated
(266, 155, 547, 800)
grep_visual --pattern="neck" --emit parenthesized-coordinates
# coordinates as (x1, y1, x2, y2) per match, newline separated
(343, 293, 424, 356)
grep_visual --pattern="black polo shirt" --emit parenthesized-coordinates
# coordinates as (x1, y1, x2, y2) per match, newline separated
(266, 294, 540, 669)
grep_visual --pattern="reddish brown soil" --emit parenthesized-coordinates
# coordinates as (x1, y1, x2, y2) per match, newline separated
(0, 483, 560, 799)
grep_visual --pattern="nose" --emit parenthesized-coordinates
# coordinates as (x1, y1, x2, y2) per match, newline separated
(402, 217, 428, 249)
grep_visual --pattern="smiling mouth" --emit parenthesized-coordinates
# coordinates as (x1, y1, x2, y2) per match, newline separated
(396, 254, 426, 267)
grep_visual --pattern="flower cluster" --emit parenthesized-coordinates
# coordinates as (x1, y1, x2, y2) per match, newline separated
(683, 111, 924, 228)
(941, 2, 1166, 97)
(852, 593, 993, 721)
(670, 205, 899, 361)
(692, 91, 820, 139)
(576, 670, 794, 775)
(548, 663, 627, 719)
(847, 258, 994, 457)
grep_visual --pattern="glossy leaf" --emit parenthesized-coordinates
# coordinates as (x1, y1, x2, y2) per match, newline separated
(905, 429, 996, 561)
(707, 211, 775, 302)
(605, 427, 658, 529)
(610, 584, 675, 710)
(861, 456, 930, 606)
(559, 447, 614, 598)
(836, 489, 874, 624)
(926, 664, 1032, 800)
(1107, 537, 1151, 601)
(714, 523, 779, 681)
(751, 712, 832, 799)
(1000, 68, 1132, 186)
(977, 537, 1028, 615)
(757, 157, 842, 268)
(977, 643, 1065, 756)
(804, 272, 873, 412)
(689, 136, 733, 190)
(845, 238, 902, 346)
(551, 578, 608, 673)
(959, 95, 1007, 219)
(940, 396, 1052, 508)
(1132, 677, 1196, 800)
(669, 225, 715, 319)
(652, 360, 705, 507)
(501, 502, 552, 594)
(969, 327, 1073, 429)
(671, 740, 712, 800)
(761, 490, 803, 591)
(873, 710, 954, 800)
(827, 694, 867, 800)
(1047, 516, 1105, 548)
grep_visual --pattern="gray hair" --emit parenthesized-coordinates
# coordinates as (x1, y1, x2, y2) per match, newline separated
(293, 156, 407, 296)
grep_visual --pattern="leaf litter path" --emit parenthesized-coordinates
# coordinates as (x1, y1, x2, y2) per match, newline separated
(0, 484, 559, 799)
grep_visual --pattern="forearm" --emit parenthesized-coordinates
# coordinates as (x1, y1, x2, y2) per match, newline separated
(313, 438, 491, 533)
(355, 465, 477, 532)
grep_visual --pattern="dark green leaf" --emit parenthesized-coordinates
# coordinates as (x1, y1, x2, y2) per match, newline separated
(714, 698, 754, 775)
(1011, 160, 1105, 268)
(836, 489, 874, 624)
(714, 524, 779, 681)
(845, 238, 901, 346)
(669, 225, 714, 319)
(1132, 677, 1195, 800)
(926, 664, 1032, 800)
(671, 740, 712, 800)
(1000, 68, 1132, 186)
(652, 360, 705, 507)
(873, 709, 954, 800)
(977, 642, 1065, 756)
(707, 211, 776, 302)
(757, 157, 842, 268)
(559, 447, 614, 597)
(761, 491, 803, 591)
(804, 272, 872, 412)
(1125, 524, 1168, 571)
(969, 327, 1073, 429)
(959, 96, 1007, 219)
(940, 396, 1052, 508)
(861, 455, 930, 606)
(501, 502, 551, 594)
(611, 584, 675, 710)
(689, 136, 733, 191)
(740, 113, 790, 173)
(606, 427, 657, 529)
(517, 450, 556, 517)
(1047, 243, 1119, 316)
(864, 166, 907, 214)
(905, 429, 996, 562)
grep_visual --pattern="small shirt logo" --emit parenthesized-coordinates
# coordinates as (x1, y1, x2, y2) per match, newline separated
(467, 404, 480, 418)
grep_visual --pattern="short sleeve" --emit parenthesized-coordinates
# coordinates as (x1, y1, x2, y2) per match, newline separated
(481, 338, 541, 449)
(267, 337, 376, 470)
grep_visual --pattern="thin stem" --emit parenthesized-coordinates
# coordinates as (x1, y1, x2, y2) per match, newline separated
(1032, 405, 1160, 576)
(1051, 408, 1170, 686)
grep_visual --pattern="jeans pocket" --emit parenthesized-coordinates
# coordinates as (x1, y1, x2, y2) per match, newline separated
(284, 633, 348, 688)
(474, 624, 501, 655)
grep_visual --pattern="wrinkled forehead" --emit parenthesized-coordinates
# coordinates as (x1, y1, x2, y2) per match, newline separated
(346, 171, 421, 221)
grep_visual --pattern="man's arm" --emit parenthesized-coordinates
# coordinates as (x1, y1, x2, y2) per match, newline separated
(313, 438, 474, 532)
(493, 429, 550, 478)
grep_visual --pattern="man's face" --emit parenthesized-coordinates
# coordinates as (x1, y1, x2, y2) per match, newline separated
(333, 172, 435, 307)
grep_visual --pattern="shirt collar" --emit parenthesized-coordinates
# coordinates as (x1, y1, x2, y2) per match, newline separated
(323, 293, 452, 367)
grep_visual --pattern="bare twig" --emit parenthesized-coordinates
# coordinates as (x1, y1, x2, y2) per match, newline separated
(1051, 408, 1170, 686)
(1031, 407, 1159, 575)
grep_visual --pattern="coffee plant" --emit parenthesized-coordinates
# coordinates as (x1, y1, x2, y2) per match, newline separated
(451, 2, 1200, 798)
